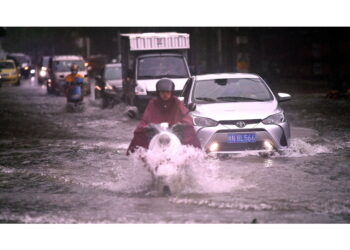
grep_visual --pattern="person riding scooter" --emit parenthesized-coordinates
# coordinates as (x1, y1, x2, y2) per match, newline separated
(127, 78, 201, 155)
(64, 64, 85, 104)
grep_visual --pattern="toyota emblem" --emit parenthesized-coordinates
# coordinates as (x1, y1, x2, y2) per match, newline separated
(236, 121, 246, 128)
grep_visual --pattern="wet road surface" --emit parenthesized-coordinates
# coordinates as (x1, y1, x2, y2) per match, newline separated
(0, 78, 350, 223)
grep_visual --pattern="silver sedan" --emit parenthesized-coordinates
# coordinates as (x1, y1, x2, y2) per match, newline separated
(180, 73, 291, 154)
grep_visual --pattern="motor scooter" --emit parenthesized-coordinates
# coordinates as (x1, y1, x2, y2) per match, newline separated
(142, 122, 187, 195)
(65, 78, 85, 113)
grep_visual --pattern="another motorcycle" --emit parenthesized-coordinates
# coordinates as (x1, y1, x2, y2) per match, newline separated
(65, 78, 86, 113)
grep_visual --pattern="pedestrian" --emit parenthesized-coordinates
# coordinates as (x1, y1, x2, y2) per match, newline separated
(127, 78, 201, 155)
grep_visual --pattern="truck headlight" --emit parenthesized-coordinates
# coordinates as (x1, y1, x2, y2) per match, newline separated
(193, 116, 218, 127)
(135, 85, 146, 95)
(262, 112, 285, 125)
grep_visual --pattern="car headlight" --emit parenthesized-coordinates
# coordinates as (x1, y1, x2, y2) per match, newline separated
(135, 85, 146, 95)
(30, 69, 35, 74)
(193, 116, 218, 127)
(262, 112, 285, 125)
(39, 70, 47, 77)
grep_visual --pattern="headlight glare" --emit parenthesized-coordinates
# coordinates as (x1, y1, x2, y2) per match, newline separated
(193, 116, 218, 127)
(262, 112, 285, 125)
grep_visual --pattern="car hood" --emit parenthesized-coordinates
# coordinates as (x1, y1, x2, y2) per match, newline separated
(106, 79, 122, 88)
(137, 78, 188, 92)
(1, 69, 16, 74)
(192, 101, 281, 121)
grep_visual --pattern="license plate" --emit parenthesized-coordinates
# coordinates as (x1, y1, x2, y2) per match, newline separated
(227, 133, 256, 143)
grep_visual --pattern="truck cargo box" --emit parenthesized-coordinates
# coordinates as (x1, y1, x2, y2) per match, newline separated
(121, 32, 190, 51)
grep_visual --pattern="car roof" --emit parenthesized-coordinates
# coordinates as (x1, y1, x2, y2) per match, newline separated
(52, 55, 84, 61)
(195, 73, 260, 81)
(105, 63, 121, 68)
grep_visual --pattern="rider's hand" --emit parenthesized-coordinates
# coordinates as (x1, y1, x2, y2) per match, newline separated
(172, 123, 185, 141)
(143, 124, 157, 141)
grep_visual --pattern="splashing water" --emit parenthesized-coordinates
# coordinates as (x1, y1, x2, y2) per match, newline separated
(130, 128, 243, 195)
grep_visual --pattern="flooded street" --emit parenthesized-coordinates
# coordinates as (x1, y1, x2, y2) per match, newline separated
(1, 78, 350, 223)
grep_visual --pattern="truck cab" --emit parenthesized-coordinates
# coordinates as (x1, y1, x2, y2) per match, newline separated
(121, 32, 191, 113)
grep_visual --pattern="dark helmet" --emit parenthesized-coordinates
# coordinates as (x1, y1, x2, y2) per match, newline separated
(156, 78, 175, 92)
(70, 63, 79, 73)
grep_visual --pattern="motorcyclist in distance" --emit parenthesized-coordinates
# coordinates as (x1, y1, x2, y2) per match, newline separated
(127, 78, 201, 155)
(64, 64, 84, 104)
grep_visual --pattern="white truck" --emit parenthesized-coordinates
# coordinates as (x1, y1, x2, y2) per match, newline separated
(121, 32, 191, 112)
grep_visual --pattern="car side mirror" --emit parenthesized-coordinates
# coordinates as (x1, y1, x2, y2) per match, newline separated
(188, 103, 196, 111)
(277, 93, 291, 102)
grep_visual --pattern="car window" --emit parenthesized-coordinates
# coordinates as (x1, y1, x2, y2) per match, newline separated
(104, 66, 122, 80)
(42, 57, 50, 67)
(0, 62, 15, 69)
(193, 78, 273, 103)
(53, 60, 85, 72)
(137, 56, 189, 79)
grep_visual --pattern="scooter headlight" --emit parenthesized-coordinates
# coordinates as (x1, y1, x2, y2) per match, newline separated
(262, 112, 285, 125)
(193, 116, 218, 127)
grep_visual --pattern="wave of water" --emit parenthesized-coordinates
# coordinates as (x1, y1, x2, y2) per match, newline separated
(130, 144, 244, 195)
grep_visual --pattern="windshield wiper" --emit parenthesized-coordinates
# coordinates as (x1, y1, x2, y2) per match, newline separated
(195, 97, 217, 102)
(216, 96, 266, 102)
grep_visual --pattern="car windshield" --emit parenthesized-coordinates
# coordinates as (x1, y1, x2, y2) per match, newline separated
(104, 66, 122, 80)
(138, 56, 189, 79)
(42, 57, 50, 67)
(53, 60, 85, 72)
(193, 78, 273, 103)
(0, 62, 15, 69)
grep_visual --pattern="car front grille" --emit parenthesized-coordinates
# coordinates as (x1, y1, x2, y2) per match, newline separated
(218, 141, 265, 151)
(219, 119, 262, 125)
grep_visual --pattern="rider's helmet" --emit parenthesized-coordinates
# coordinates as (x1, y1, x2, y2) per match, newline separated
(156, 78, 175, 94)
(70, 64, 79, 74)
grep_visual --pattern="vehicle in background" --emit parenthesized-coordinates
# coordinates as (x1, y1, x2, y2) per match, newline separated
(180, 73, 291, 155)
(47, 55, 88, 95)
(86, 54, 108, 78)
(6, 53, 35, 79)
(95, 63, 122, 108)
(37, 56, 51, 85)
(0, 59, 21, 86)
(121, 32, 191, 113)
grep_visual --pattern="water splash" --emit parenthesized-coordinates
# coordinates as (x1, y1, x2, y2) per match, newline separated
(131, 143, 243, 195)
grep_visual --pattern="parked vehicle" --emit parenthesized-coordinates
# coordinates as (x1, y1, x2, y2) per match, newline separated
(121, 32, 191, 112)
(47, 55, 88, 95)
(0, 59, 21, 86)
(6, 53, 35, 79)
(180, 73, 292, 154)
(37, 56, 50, 85)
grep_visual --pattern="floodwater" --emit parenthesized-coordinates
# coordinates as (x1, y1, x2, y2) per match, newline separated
(0, 78, 349, 223)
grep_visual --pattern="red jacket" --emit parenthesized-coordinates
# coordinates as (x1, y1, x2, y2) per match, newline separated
(127, 96, 201, 154)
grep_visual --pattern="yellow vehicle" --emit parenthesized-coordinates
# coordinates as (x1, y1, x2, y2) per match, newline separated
(0, 59, 21, 85)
